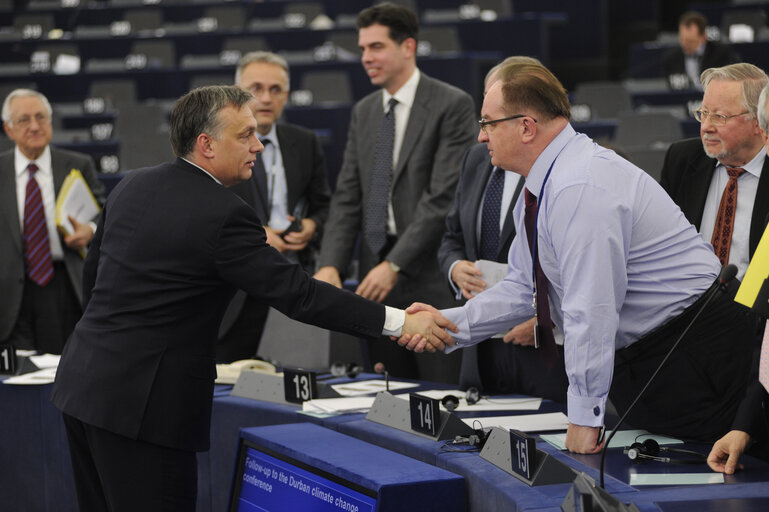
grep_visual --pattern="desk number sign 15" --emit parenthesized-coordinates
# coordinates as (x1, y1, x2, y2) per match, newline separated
(409, 393, 439, 437)
(0, 345, 15, 374)
(283, 369, 317, 404)
(510, 429, 536, 481)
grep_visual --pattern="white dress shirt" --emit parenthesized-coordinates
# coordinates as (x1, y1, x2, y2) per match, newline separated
(259, 125, 291, 232)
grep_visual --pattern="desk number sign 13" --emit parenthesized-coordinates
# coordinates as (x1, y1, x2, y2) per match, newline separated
(510, 429, 536, 481)
(283, 369, 317, 404)
(0, 345, 15, 375)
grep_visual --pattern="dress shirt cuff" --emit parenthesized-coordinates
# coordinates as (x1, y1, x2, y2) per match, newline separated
(382, 306, 405, 337)
(89, 221, 97, 237)
(567, 391, 607, 428)
(441, 307, 475, 354)
(448, 260, 463, 300)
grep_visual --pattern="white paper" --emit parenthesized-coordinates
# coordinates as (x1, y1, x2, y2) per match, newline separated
(540, 430, 684, 451)
(396, 389, 542, 412)
(56, 175, 100, 236)
(29, 354, 60, 369)
(330, 379, 417, 396)
(475, 259, 508, 287)
(462, 413, 569, 432)
(2, 367, 57, 385)
(302, 396, 377, 414)
(629, 473, 723, 486)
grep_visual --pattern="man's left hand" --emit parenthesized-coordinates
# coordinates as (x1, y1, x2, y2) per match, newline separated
(64, 215, 94, 251)
(356, 261, 398, 302)
(564, 423, 604, 454)
(708, 430, 750, 474)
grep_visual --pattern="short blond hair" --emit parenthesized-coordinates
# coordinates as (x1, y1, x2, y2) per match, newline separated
(701, 63, 769, 118)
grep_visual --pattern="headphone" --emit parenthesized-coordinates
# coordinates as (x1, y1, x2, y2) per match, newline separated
(329, 361, 363, 379)
(623, 439, 707, 465)
(441, 420, 489, 451)
(440, 387, 481, 412)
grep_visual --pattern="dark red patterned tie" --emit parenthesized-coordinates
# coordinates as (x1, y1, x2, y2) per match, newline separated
(524, 188, 557, 366)
(23, 163, 54, 286)
(710, 167, 745, 266)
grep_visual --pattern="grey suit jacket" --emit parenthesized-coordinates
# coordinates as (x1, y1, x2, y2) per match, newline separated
(0, 146, 105, 340)
(319, 72, 476, 307)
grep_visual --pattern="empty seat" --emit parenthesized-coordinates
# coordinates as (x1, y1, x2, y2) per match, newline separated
(222, 36, 270, 56)
(130, 40, 175, 69)
(417, 26, 461, 55)
(721, 9, 767, 41)
(189, 74, 233, 90)
(13, 13, 55, 38)
(115, 103, 174, 171)
(124, 9, 163, 33)
(573, 81, 633, 120)
(624, 147, 668, 182)
(613, 111, 682, 151)
(475, 0, 513, 17)
(204, 5, 247, 32)
(284, 2, 325, 26)
(298, 71, 353, 105)
(88, 79, 138, 108)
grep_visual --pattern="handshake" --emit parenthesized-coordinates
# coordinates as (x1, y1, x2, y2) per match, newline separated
(397, 303, 457, 353)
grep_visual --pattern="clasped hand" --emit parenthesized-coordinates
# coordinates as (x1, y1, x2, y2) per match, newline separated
(396, 302, 457, 353)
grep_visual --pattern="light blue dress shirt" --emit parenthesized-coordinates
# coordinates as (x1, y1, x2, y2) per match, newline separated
(443, 124, 721, 427)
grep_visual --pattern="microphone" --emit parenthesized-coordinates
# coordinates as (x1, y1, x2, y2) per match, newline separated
(374, 362, 389, 392)
(598, 264, 737, 488)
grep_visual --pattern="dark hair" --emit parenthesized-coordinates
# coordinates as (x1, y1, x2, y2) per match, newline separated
(496, 62, 571, 121)
(679, 11, 707, 34)
(356, 2, 418, 44)
(170, 85, 252, 157)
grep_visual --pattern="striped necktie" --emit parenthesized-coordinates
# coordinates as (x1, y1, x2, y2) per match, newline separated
(23, 163, 54, 286)
(710, 167, 745, 266)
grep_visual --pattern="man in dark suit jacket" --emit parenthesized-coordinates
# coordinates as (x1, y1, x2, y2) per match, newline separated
(217, 51, 331, 363)
(662, 11, 738, 90)
(50, 85, 454, 511)
(660, 63, 769, 279)
(1, 89, 105, 354)
(438, 143, 568, 401)
(315, 3, 476, 383)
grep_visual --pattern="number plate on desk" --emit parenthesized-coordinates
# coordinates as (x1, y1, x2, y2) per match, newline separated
(409, 393, 439, 437)
(509, 429, 536, 480)
(0, 345, 16, 374)
(283, 369, 317, 404)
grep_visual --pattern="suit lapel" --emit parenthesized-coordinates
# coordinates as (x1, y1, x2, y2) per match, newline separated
(360, 96, 381, 190)
(684, 153, 717, 229)
(0, 151, 22, 254)
(498, 174, 525, 260)
(276, 125, 299, 211)
(468, 162, 492, 256)
(392, 78, 430, 186)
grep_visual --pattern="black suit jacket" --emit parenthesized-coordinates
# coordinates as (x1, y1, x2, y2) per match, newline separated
(51, 158, 383, 452)
(662, 40, 739, 89)
(437, 144, 522, 389)
(660, 138, 769, 259)
(0, 146, 105, 340)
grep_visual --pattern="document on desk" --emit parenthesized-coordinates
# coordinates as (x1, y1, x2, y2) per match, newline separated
(2, 367, 57, 385)
(395, 389, 542, 411)
(540, 430, 683, 451)
(302, 396, 377, 415)
(629, 473, 723, 486)
(331, 379, 418, 396)
(29, 354, 60, 369)
(462, 413, 569, 432)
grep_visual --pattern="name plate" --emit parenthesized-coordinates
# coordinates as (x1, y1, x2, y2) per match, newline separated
(409, 393, 439, 437)
(283, 369, 317, 404)
(510, 429, 536, 480)
(0, 345, 16, 375)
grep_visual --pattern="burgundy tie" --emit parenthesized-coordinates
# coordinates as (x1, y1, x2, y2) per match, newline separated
(523, 188, 557, 365)
(23, 163, 54, 286)
(710, 167, 745, 266)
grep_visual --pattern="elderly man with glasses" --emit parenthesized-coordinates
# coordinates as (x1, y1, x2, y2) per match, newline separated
(1, 88, 106, 354)
(661, 62, 769, 280)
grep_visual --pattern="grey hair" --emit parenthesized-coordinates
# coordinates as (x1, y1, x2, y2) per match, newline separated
(2, 89, 52, 125)
(701, 63, 769, 118)
(169, 85, 253, 158)
(235, 51, 290, 88)
(758, 85, 769, 132)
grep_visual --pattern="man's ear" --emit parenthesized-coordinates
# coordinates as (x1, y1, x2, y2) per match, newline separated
(197, 133, 215, 158)
(520, 117, 538, 144)
(401, 37, 417, 58)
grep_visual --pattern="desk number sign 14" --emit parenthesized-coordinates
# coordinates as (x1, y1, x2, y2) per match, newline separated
(409, 393, 439, 436)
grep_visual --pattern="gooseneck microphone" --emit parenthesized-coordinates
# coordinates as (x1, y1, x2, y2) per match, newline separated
(598, 264, 738, 488)
(374, 362, 389, 392)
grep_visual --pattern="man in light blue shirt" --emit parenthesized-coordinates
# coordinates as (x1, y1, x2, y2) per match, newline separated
(407, 60, 756, 453)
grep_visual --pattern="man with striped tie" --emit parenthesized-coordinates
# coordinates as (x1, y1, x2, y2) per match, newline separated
(1, 89, 106, 354)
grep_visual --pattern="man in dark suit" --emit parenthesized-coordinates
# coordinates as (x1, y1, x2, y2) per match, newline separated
(1, 89, 105, 354)
(51, 85, 454, 511)
(216, 51, 331, 363)
(315, 2, 476, 383)
(660, 63, 769, 280)
(662, 11, 738, 90)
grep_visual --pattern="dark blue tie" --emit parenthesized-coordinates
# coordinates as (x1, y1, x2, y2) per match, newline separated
(365, 98, 397, 255)
(479, 167, 505, 260)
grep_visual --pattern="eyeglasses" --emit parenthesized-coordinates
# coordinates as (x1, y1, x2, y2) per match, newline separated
(693, 109, 750, 126)
(478, 114, 537, 134)
(246, 84, 287, 98)
(12, 112, 50, 128)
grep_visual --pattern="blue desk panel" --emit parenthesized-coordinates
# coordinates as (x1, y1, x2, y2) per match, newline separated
(237, 423, 466, 512)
